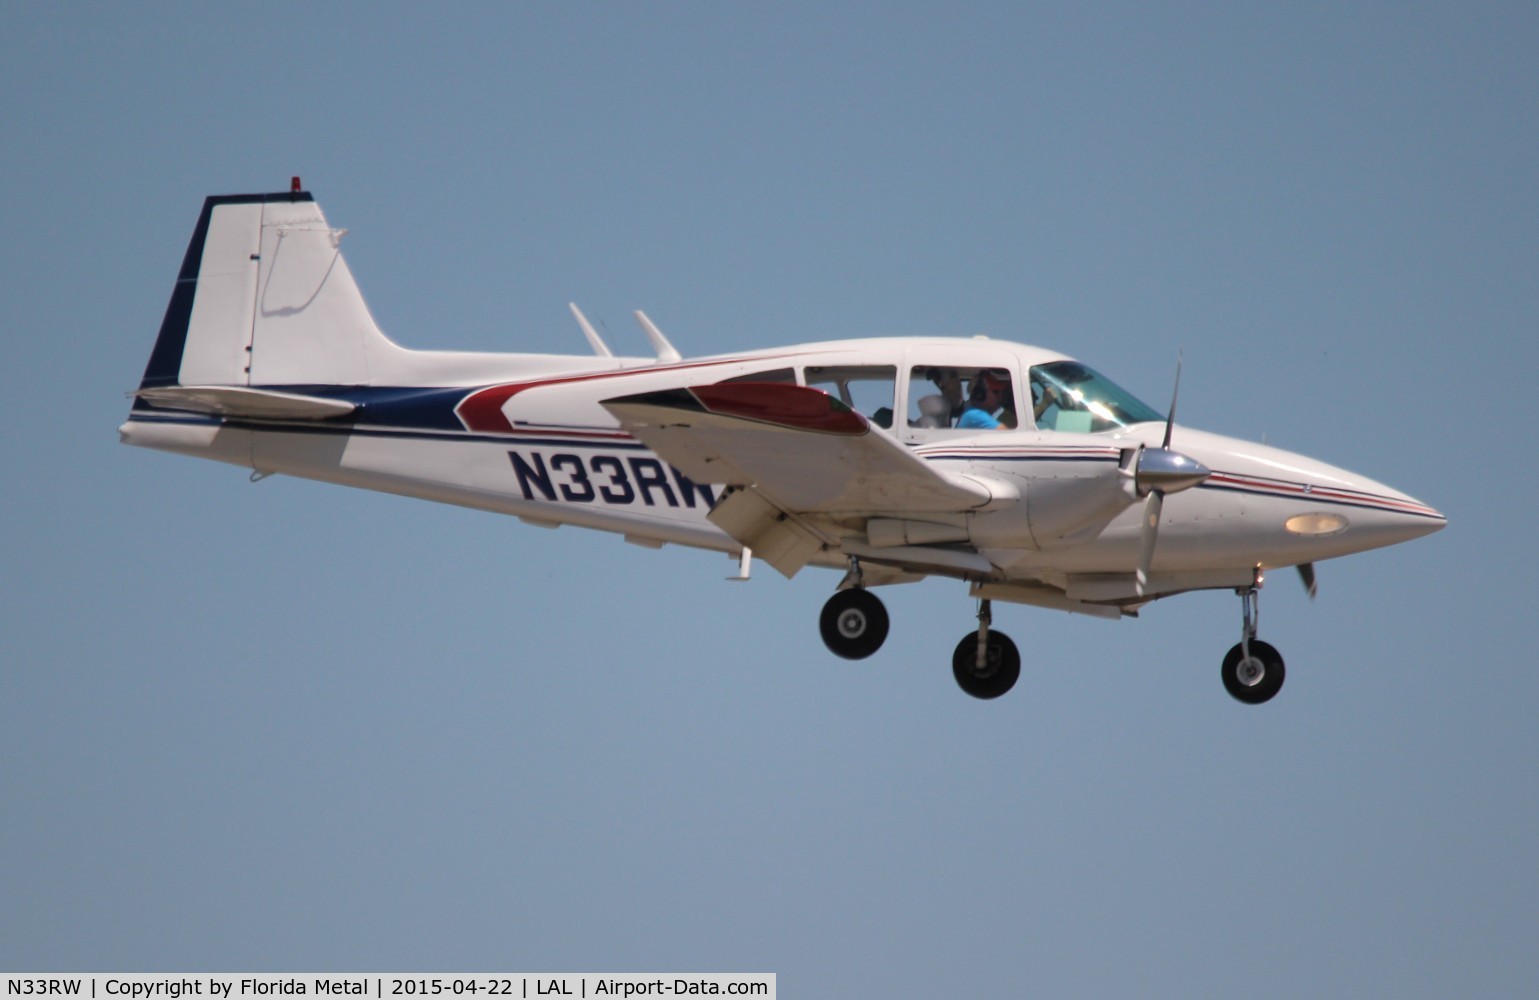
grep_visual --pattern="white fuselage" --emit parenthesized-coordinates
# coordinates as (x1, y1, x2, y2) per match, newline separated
(122, 336, 1443, 606)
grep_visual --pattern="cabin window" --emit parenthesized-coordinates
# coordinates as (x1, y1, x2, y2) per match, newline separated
(906, 366, 1019, 430)
(1028, 361, 1164, 432)
(804, 365, 897, 429)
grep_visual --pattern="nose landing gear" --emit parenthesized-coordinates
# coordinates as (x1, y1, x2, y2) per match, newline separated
(1221, 586, 1286, 704)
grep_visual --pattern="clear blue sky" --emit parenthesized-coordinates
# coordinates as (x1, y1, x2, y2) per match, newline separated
(3, 2, 1535, 995)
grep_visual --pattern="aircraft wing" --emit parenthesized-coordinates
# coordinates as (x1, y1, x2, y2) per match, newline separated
(601, 383, 1006, 513)
(603, 383, 1013, 578)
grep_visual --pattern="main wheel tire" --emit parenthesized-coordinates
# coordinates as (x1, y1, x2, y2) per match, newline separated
(1221, 639, 1286, 704)
(952, 631, 1021, 700)
(819, 588, 890, 659)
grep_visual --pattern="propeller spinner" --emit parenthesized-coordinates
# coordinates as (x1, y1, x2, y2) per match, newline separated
(1133, 356, 1211, 596)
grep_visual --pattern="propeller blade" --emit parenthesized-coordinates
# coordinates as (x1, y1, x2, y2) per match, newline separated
(1162, 351, 1183, 450)
(1135, 490, 1164, 596)
(1298, 562, 1318, 600)
(1134, 352, 1209, 497)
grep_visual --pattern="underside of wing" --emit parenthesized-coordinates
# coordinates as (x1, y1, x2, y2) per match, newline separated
(601, 382, 1009, 514)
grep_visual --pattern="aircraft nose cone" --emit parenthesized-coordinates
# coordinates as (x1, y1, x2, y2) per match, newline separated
(1387, 494, 1447, 540)
(1358, 472, 1446, 535)
(1179, 428, 1446, 558)
(1301, 475, 1446, 551)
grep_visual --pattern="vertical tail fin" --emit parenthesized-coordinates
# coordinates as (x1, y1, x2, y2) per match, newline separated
(139, 189, 396, 391)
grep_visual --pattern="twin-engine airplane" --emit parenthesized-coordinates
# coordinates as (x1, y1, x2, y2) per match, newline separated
(122, 185, 1446, 703)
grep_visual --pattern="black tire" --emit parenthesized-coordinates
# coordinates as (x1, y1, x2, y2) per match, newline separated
(819, 589, 890, 659)
(1221, 639, 1286, 704)
(952, 630, 1021, 700)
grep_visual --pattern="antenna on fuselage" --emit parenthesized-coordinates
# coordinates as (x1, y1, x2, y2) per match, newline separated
(634, 310, 682, 365)
(568, 303, 614, 358)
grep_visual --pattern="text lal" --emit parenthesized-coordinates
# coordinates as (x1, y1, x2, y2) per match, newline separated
(536, 983, 731, 996)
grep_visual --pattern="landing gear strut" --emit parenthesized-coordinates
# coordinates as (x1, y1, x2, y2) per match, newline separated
(1221, 586, 1286, 704)
(815, 569, 1283, 705)
(951, 599, 1021, 700)
(818, 560, 889, 659)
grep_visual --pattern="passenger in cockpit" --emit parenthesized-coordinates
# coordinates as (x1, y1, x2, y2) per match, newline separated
(925, 366, 966, 425)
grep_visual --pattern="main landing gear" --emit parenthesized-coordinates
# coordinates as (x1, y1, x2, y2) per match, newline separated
(818, 558, 891, 660)
(1221, 586, 1286, 704)
(951, 598, 1020, 700)
(818, 587, 890, 660)
(816, 560, 1019, 700)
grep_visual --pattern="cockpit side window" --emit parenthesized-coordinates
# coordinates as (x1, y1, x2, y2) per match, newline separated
(907, 366, 1018, 430)
(804, 365, 897, 429)
(1028, 361, 1164, 432)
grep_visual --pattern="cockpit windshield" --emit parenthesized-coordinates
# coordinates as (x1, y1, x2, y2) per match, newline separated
(1029, 361, 1164, 433)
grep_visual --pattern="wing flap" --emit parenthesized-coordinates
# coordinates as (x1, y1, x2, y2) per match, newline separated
(707, 487, 829, 578)
(601, 383, 1004, 514)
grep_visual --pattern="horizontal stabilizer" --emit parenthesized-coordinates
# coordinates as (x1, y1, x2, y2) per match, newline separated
(133, 385, 356, 421)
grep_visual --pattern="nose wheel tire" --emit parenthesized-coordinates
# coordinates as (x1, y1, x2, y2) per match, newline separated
(952, 631, 1021, 700)
(819, 588, 890, 659)
(1221, 639, 1286, 704)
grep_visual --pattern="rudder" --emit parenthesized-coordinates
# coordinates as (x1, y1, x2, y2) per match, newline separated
(139, 189, 395, 391)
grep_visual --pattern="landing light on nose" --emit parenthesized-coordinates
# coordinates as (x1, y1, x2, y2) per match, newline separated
(1285, 512, 1349, 536)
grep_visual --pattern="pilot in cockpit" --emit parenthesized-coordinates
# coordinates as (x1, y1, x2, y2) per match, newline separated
(1031, 379, 1060, 424)
(958, 371, 1015, 430)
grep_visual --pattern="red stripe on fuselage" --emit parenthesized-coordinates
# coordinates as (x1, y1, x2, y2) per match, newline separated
(1205, 472, 1441, 518)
